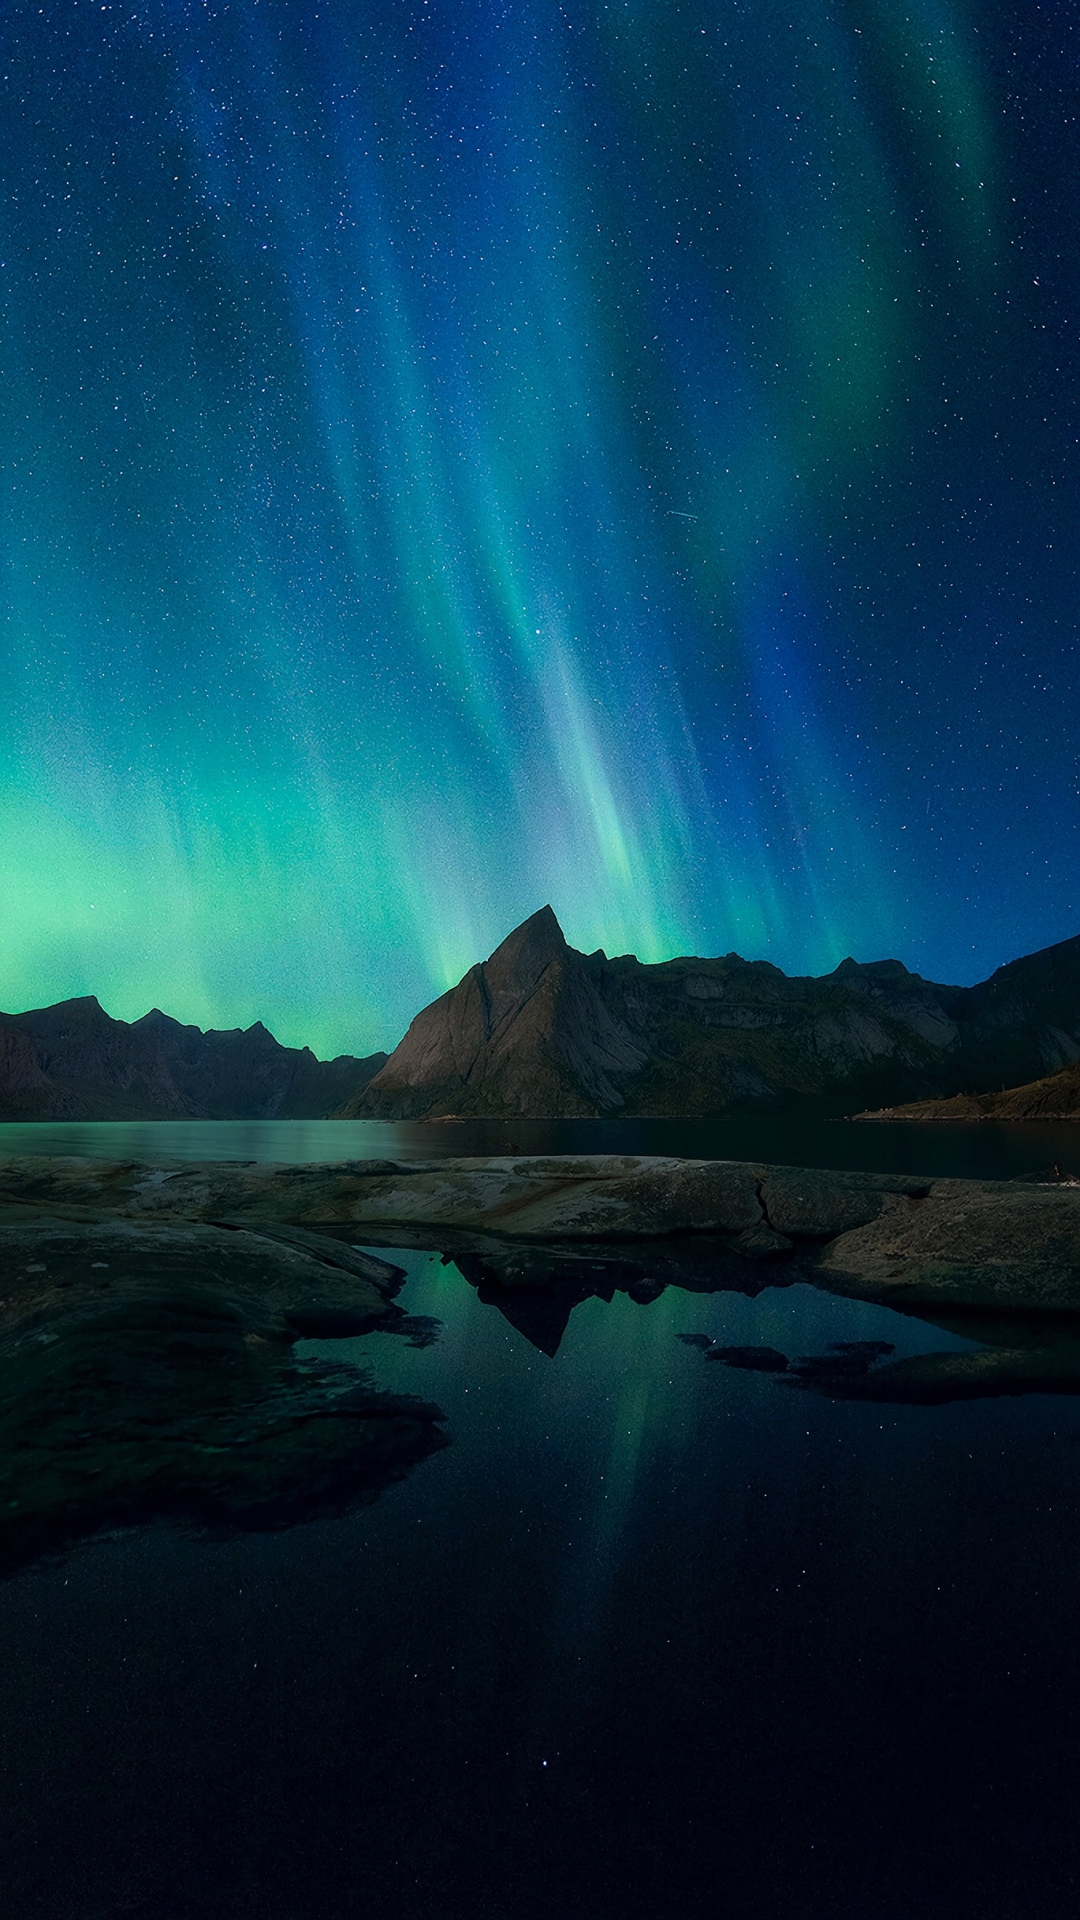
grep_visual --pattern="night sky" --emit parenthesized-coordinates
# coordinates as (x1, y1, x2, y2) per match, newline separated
(3, 0, 1078, 1055)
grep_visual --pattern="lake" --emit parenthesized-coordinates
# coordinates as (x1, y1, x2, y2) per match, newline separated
(1, 1110, 1078, 1179)
(3, 1121, 1080, 1916)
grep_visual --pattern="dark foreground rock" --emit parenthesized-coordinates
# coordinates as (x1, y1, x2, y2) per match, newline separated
(787, 1341, 1080, 1404)
(0, 1218, 446, 1576)
(707, 1345, 790, 1372)
(677, 1319, 1080, 1405)
(818, 1182, 1080, 1310)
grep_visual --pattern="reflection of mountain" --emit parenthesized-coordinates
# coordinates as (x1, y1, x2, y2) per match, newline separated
(347, 907, 1080, 1119)
(0, 996, 387, 1120)
(390, 1225, 1080, 1401)
(464, 1268, 586, 1357)
(0, 1221, 446, 1575)
(441, 1232, 779, 1356)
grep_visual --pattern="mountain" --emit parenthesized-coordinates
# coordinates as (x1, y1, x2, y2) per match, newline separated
(344, 907, 1080, 1120)
(0, 996, 387, 1121)
(857, 1061, 1080, 1124)
(9, 910, 1079, 1125)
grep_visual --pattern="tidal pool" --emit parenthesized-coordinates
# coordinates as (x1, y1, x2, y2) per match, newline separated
(3, 1242, 1080, 1918)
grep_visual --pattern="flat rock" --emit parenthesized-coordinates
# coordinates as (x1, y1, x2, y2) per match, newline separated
(0, 1153, 922, 1242)
(756, 1165, 931, 1236)
(818, 1181, 1080, 1310)
(3, 1152, 1080, 1312)
(243, 1154, 767, 1240)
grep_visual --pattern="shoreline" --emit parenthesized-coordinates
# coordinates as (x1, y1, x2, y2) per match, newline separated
(3, 1149, 1080, 1315)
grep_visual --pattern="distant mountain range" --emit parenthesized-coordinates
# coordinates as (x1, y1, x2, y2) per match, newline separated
(0, 997, 387, 1121)
(346, 907, 1080, 1120)
(4, 907, 1079, 1123)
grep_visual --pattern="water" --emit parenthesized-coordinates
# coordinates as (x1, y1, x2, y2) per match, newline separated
(1, 1110, 1078, 1179)
(4, 1248, 1080, 1918)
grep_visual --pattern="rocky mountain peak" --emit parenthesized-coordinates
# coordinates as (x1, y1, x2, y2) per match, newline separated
(134, 1008, 189, 1033)
(241, 1022, 278, 1046)
(0, 998, 386, 1121)
(829, 957, 914, 983)
(484, 906, 569, 987)
(20, 995, 111, 1036)
(353, 915, 1080, 1120)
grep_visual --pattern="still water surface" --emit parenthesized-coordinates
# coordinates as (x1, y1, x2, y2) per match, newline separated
(3, 1237, 1080, 1917)
(1, 1110, 1078, 1178)
(3, 1117, 1080, 1915)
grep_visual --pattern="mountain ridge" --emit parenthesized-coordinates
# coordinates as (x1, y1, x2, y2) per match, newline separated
(344, 908, 1080, 1120)
(5, 909, 1080, 1123)
(0, 994, 387, 1121)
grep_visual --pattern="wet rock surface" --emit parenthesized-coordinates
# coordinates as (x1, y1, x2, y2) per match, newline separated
(0, 1218, 446, 1575)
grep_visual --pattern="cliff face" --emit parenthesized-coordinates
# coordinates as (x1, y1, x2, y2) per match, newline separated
(346, 908, 1080, 1121)
(0, 997, 387, 1121)
(344, 908, 647, 1120)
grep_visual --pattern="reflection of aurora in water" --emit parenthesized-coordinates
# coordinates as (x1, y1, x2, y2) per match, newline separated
(3, 1, 1079, 1051)
(9, 1242, 1080, 1913)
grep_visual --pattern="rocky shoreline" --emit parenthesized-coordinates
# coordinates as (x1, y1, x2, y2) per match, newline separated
(4, 1149, 1080, 1313)
(4, 1150, 1080, 1568)
(0, 1179, 447, 1576)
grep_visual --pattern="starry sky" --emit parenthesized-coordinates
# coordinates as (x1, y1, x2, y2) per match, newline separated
(2, 0, 1078, 1056)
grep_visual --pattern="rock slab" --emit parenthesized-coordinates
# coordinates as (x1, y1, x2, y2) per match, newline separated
(5, 1149, 1080, 1313)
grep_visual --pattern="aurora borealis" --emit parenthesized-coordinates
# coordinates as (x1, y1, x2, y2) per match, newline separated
(3, 0, 1079, 1055)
